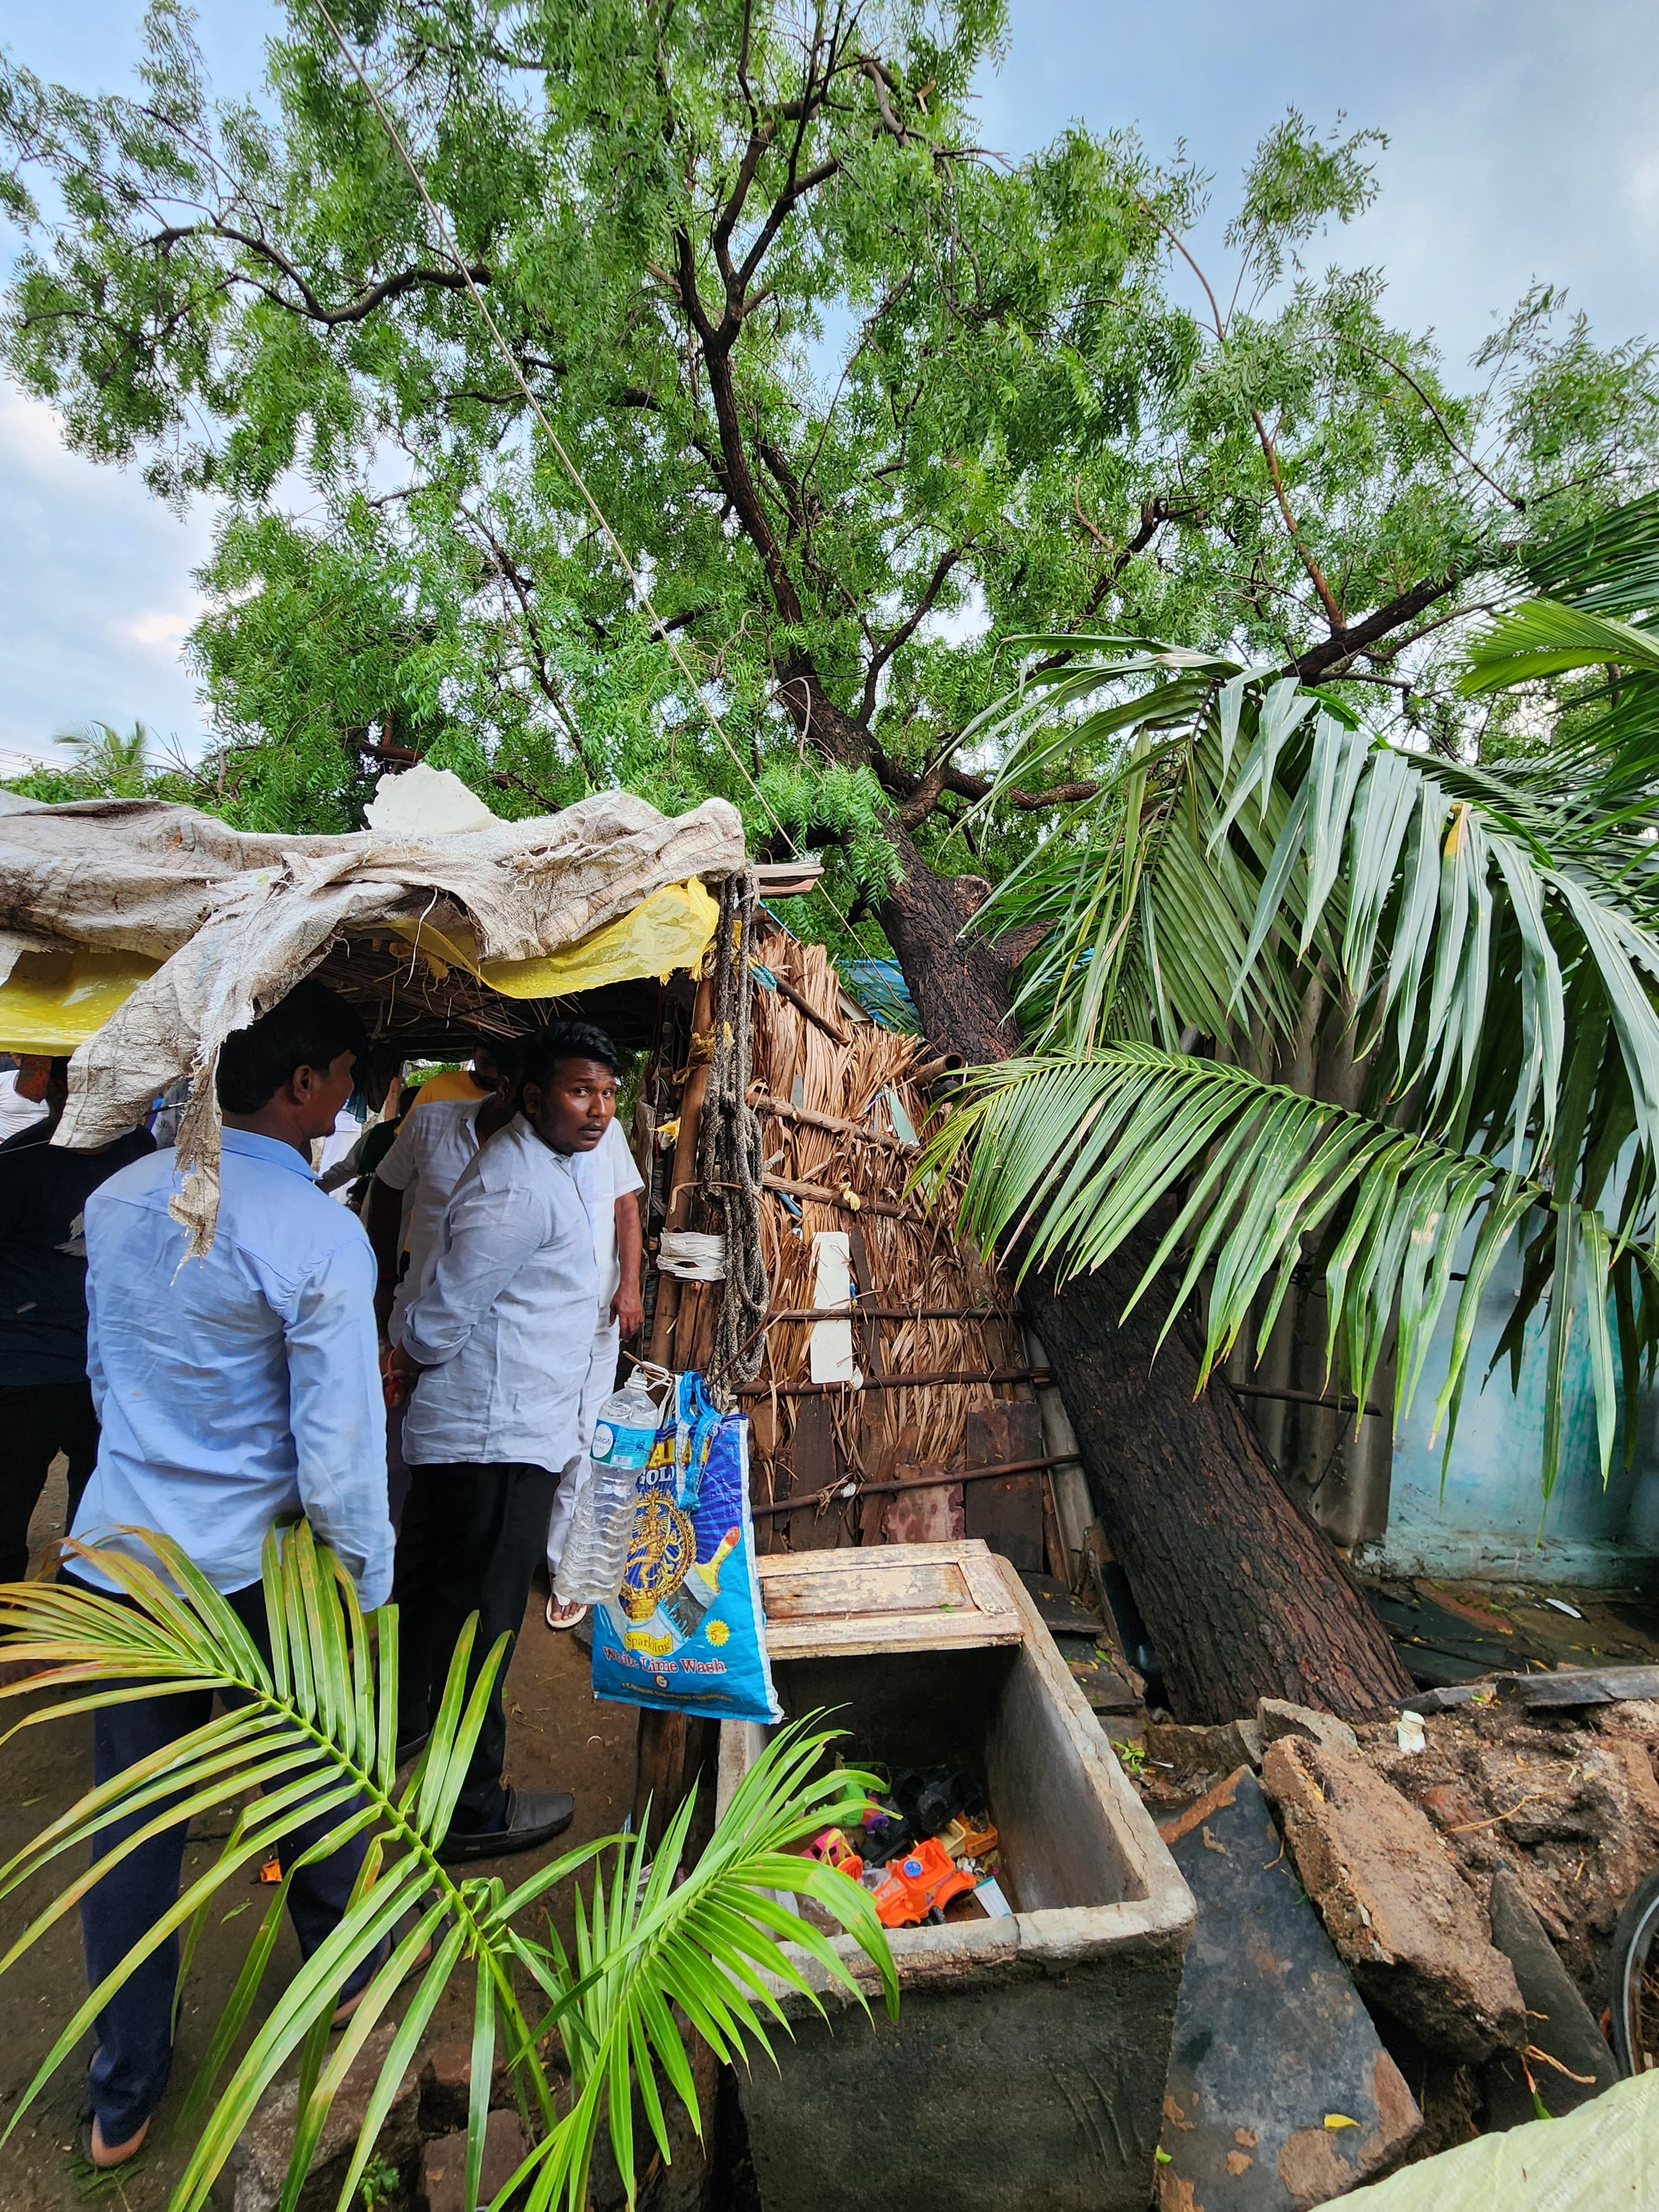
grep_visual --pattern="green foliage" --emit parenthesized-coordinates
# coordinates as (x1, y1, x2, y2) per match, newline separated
(3, 1, 1656, 947)
(922, 551, 1659, 1494)
(53, 717, 156, 795)
(356, 2152, 400, 2208)
(0, 1522, 896, 2212)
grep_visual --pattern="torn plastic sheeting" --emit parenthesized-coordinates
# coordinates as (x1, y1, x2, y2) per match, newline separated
(1343, 2067, 1657, 2208)
(0, 785, 742, 1255)
(0, 946, 161, 1053)
(478, 877, 718, 994)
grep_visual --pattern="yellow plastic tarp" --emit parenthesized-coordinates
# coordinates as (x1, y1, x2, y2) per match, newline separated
(0, 879, 718, 1056)
(0, 947, 161, 1055)
(385, 877, 719, 998)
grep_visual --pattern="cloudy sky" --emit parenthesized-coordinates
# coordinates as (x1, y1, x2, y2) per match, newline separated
(2, 0, 1655, 774)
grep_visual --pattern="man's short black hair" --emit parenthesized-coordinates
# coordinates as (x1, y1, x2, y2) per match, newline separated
(520, 1019, 622, 1091)
(216, 980, 369, 1114)
(474, 1033, 525, 1085)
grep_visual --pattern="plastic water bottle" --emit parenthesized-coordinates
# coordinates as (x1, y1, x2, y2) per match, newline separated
(554, 1372, 660, 1605)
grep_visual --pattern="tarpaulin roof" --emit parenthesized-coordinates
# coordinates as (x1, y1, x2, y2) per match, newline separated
(0, 781, 744, 1253)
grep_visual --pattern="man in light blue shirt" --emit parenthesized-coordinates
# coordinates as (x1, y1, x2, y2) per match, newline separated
(67, 980, 395, 2171)
(389, 1021, 614, 1860)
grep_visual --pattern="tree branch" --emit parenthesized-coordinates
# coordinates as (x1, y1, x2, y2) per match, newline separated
(1025, 498, 1171, 677)
(1251, 409, 1347, 632)
(1288, 571, 1462, 683)
(151, 221, 489, 327)
(858, 541, 971, 722)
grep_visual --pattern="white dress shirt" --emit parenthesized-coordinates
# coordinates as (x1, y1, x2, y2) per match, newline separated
(0, 1071, 47, 1142)
(372, 1098, 485, 1344)
(570, 1116, 645, 1319)
(71, 1128, 394, 1608)
(400, 1112, 599, 1470)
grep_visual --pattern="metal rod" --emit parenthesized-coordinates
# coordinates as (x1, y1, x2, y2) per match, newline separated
(757, 1305, 1021, 1326)
(751, 1451, 1080, 1519)
(1232, 1382, 1383, 1416)
(737, 1365, 1051, 1400)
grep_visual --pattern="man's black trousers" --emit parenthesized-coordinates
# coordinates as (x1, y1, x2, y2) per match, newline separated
(0, 1379, 99, 1580)
(393, 1460, 559, 1834)
(69, 1575, 374, 2145)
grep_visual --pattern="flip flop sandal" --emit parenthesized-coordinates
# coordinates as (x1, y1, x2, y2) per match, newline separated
(545, 1594, 588, 1632)
(74, 2112, 150, 2172)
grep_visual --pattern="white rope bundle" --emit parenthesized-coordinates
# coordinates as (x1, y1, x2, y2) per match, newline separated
(658, 1230, 727, 1282)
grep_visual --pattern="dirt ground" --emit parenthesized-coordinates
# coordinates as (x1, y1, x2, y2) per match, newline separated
(0, 1465, 640, 2211)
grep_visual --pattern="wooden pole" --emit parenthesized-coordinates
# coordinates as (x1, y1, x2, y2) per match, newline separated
(646, 966, 715, 1369)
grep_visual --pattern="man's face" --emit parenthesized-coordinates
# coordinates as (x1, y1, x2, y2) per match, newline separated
(289, 1048, 358, 1141)
(522, 1058, 617, 1155)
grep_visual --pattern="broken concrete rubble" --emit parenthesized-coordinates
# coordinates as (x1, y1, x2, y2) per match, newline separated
(1145, 1717, 1264, 1778)
(1481, 1866, 1618, 2128)
(1261, 1736, 1525, 2062)
(1157, 1767, 1420, 2209)
(229, 2021, 422, 2212)
(1363, 1696, 1659, 2002)
(1259, 1699, 1360, 1758)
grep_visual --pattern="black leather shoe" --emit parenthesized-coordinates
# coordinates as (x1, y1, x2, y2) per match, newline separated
(437, 1787, 577, 1864)
(394, 1731, 429, 1767)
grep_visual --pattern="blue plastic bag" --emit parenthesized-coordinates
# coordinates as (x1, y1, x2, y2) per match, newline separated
(590, 1371, 782, 1724)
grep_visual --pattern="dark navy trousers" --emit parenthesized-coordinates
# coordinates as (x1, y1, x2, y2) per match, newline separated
(71, 1575, 376, 2143)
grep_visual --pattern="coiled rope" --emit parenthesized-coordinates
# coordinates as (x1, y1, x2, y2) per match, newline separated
(699, 870, 769, 1404)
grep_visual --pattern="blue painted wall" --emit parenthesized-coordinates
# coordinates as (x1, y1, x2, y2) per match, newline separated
(1366, 1231, 1659, 1587)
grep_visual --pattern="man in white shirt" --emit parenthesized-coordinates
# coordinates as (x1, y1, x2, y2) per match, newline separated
(544, 1101, 645, 1628)
(366, 1046, 521, 1343)
(388, 1022, 618, 1860)
(0, 1055, 50, 1140)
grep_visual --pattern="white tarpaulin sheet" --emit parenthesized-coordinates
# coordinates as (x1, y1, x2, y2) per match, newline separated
(0, 785, 744, 1251)
(1344, 2069, 1658, 2209)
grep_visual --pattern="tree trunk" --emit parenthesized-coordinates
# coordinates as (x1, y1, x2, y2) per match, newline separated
(1024, 1245, 1412, 1722)
(878, 877, 1413, 1721)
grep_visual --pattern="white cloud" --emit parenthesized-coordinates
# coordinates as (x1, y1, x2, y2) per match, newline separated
(0, 392, 215, 762)
(122, 608, 200, 655)
(1628, 153, 1659, 223)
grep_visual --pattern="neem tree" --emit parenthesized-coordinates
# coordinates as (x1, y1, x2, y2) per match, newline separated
(4, 0, 1656, 1713)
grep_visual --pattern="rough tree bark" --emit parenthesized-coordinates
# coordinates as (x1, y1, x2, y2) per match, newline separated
(1024, 1247, 1412, 1721)
(764, 664, 1414, 1720)
(885, 911, 1413, 1721)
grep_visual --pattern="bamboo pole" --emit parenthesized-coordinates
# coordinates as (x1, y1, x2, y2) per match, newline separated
(647, 967, 715, 1368)
(748, 1089, 916, 1152)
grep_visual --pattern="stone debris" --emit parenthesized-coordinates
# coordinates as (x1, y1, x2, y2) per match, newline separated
(1364, 1697, 1659, 2001)
(1261, 1736, 1525, 2062)
(1258, 1698, 1360, 1759)
(1481, 1865, 1618, 2128)
(1157, 1766, 1420, 2208)
(421, 2109, 531, 2212)
(418, 2034, 521, 2137)
(229, 2021, 422, 2212)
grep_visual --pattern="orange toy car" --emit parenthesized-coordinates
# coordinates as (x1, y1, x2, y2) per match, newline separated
(872, 1838, 976, 1928)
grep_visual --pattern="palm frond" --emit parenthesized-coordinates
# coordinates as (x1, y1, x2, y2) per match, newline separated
(920, 1043, 1646, 1496)
(0, 1529, 896, 2212)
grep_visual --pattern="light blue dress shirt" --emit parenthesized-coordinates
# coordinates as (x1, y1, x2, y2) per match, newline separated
(71, 1126, 394, 1609)
(400, 1112, 599, 1470)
